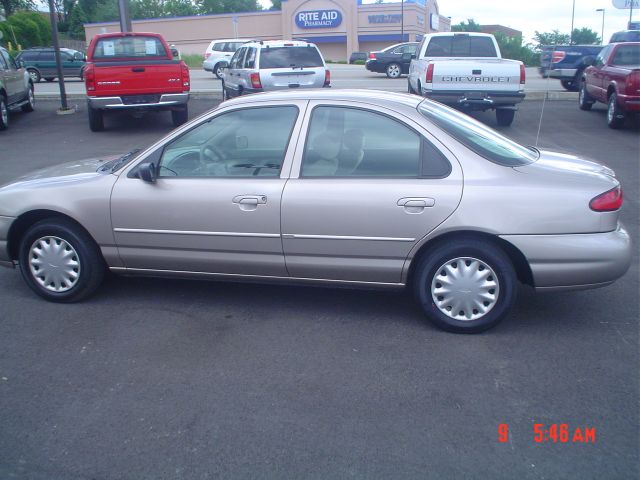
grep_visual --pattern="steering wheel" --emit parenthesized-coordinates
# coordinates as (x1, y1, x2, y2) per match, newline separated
(196, 144, 228, 176)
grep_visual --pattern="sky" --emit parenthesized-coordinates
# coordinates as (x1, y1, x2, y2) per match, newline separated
(257, 0, 638, 44)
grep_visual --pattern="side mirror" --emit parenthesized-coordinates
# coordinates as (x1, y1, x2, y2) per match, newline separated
(74, 52, 84, 61)
(171, 47, 180, 58)
(137, 162, 157, 183)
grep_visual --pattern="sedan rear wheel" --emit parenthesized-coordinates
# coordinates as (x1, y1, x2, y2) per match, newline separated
(18, 219, 105, 302)
(386, 62, 402, 79)
(0, 96, 8, 130)
(414, 239, 517, 333)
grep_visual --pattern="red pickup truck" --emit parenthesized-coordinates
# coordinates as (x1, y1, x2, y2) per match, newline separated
(579, 42, 640, 129)
(84, 32, 190, 131)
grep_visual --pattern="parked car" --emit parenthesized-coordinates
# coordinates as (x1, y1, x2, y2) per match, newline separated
(579, 42, 640, 129)
(16, 47, 86, 83)
(220, 40, 329, 99)
(83, 32, 191, 132)
(349, 51, 367, 64)
(0, 46, 35, 130)
(365, 42, 418, 78)
(408, 33, 525, 126)
(538, 44, 603, 91)
(609, 30, 640, 43)
(203, 38, 251, 79)
(0, 90, 631, 333)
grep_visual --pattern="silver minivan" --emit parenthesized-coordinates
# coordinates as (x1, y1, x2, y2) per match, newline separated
(221, 40, 330, 99)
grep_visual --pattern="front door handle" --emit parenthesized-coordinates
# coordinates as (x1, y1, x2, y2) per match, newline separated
(232, 195, 267, 211)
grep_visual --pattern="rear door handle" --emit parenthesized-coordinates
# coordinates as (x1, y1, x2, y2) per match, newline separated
(397, 197, 435, 213)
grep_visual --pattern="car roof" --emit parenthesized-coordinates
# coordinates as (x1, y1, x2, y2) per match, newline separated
(211, 38, 253, 43)
(244, 40, 317, 48)
(222, 89, 422, 109)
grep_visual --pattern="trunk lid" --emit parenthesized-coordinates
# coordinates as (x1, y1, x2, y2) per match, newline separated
(431, 58, 523, 92)
(92, 61, 184, 96)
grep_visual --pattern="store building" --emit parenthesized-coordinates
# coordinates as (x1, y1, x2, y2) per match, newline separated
(84, 0, 451, 61)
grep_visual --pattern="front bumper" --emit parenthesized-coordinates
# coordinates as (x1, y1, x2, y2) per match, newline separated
(87, 93, 189, 110)
(422, 89, 526, 108)
(500, 223, 632, 292)
(549, 68, 578, 80)
(0, 215, 15, 268)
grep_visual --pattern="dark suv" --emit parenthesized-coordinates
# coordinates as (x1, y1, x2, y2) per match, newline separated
(16, 47, 86, 83)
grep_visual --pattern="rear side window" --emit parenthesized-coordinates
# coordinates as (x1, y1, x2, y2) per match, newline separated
(259, 46, 324, 69)
(611, 45, 640, 66)
(93, 36, 167, 59)
(38, 51, 55, 61)
(19, 51, 39, 61)
(426, 36, 497, 57)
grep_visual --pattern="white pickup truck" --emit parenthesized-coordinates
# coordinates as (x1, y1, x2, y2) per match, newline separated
(408, 32, 526, 126)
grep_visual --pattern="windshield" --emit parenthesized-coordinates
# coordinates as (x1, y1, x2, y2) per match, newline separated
(259, 46, 324, 69)
(418, 101, 538, 166)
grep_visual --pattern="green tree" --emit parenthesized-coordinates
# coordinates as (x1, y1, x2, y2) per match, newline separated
(0, 10, 50, 48)
(533, 30, 570, 50)
(164, 0, 197, 16)
(571, 27, 600, 45)
(67, 1, 88, 39)
(197, 0, 259, 15)
(494, 32, 538, 66)
(451, 18, 482, 32)
(1, 0, 35, 18)
(270, 0, 280, 10)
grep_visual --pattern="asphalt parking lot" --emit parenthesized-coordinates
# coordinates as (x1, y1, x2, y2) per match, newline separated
(0, 97, 638, 479)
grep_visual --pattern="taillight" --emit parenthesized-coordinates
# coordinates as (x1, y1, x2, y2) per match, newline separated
(324, 69, 330, 86)
(590, 185, 623, 212)
(180, 61, 190, 90)
(552, 51, 566, 63)
(520, 63, 526, 84)
(425, 63, 434, 83)
(84, 64, 95, 92)
(368, 52, 376, 59)
(250, 72, 262, 89)
(204, 52, 211, 59)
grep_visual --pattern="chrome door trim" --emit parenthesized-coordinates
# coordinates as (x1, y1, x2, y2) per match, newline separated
(282, 233, 415, 242)
(113, 227, 280, 238)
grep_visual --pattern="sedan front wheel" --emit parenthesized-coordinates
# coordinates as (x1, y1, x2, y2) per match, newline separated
(18, 219, 105, 302)
(414, 239, 517, 333)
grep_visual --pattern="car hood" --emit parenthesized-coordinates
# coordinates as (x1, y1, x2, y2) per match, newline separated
(1, 155, 120, 189)
(515, 150, 615, 178)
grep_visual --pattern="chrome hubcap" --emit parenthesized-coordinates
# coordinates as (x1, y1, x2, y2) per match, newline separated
(388, 65, 400, 77)
(431, 257, 499, 321)
(28, 88, 34, 107)
(29, 236, 81, 292)
(607, 98, 615, 122)
(1, 100, 7, 125)
(28, 70, 38, 82)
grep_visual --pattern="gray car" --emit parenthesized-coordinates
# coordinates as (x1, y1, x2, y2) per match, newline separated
(0, 90, 631, 333)
(221, 40, 330, 99)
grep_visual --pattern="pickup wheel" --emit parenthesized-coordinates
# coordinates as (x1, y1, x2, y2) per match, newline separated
(88, 106, 104, 132)
(578, 81, 593, 111)
(408, 79, 416, 94)
(386, 62, 402, 79)
(21, 84, 35, 112)
(172, 106, 189, 127)
(606, 93, 625, 129)
(27, 68, 41, 83)
(495, 109, 515, 127)
(0, 95, 8, 130)
(44, 77, 55, 82)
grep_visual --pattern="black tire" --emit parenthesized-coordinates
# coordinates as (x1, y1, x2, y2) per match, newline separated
(88, 105, 104, 132)
(560, 79, 579, 91)
(606, 93, 625, 129)
(408, 79, 416, 94)
(27, 68, 41, 83)
(21, 84, 35, 113)
(0, 95, 8, 130)
(44, 77, 55, 82)
(496, 108, 515, 126)
(221, 82, 228, 101)
(385, 62, 402, 79)
(214, 63, 224, 79)
(578, 81, 593, 111)
(80, 68, 85, 81)
(18, 218, 105, 303)
(413, 238, 518, 333)
(171, 106, 188, 126)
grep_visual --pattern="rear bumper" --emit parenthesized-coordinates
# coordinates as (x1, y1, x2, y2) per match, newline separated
(87, 93, 189, 110)
(422, 89, 526, 108)
(365, 61, 384, 73)
(619, 94, 640, 112)
(500, 223, 632, 292)
(549, 68, 578, 80)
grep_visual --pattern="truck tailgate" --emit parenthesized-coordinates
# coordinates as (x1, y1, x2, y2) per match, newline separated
(432, 59, 522, 92)
(93, 61, 184, 96)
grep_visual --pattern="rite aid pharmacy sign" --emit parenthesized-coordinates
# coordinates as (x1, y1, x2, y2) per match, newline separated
(296, 10, 343, 28)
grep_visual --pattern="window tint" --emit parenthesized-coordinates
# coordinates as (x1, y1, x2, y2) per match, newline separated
(19, 51, 39, 61)
(244, 48, 256, 68)
(93, 36, 167, 59)
(418, 101, 538, 167)
(404, 44, 418, 54)
(425, 35, 496, 57)
(259, 46, 323, 68)
(38, 51, 55, 61)
(611, 45, 640, 66)
(302, 106, 422, 177)
(229, 47, 246, 68)
(227, 42, 246, 52)
(212, 42, 225, 51)
(159, 106, 298, 178)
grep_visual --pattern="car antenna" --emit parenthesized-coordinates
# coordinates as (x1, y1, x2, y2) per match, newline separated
(535, 45, 556, 148)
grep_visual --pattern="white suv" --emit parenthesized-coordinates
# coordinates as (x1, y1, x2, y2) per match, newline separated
(203, 39, 252, 79)
(220, 40, 330, 99)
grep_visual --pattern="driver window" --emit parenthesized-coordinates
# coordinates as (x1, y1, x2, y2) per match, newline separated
(229, 47, 245, 69)
(158, 106, 298, 178)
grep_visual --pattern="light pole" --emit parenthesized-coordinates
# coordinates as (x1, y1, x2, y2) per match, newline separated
(596, 8, 605, 45)
(570, 0, 576, 44)
(400, 0, 404, 42)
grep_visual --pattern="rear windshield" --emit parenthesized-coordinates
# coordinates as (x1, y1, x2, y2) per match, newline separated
(93, 36, 167, 59)
(418, 101, 538, 167)
(425, 35, 497, 57)
(611, 45, 640, 66)
(259, 46, 324, 69)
